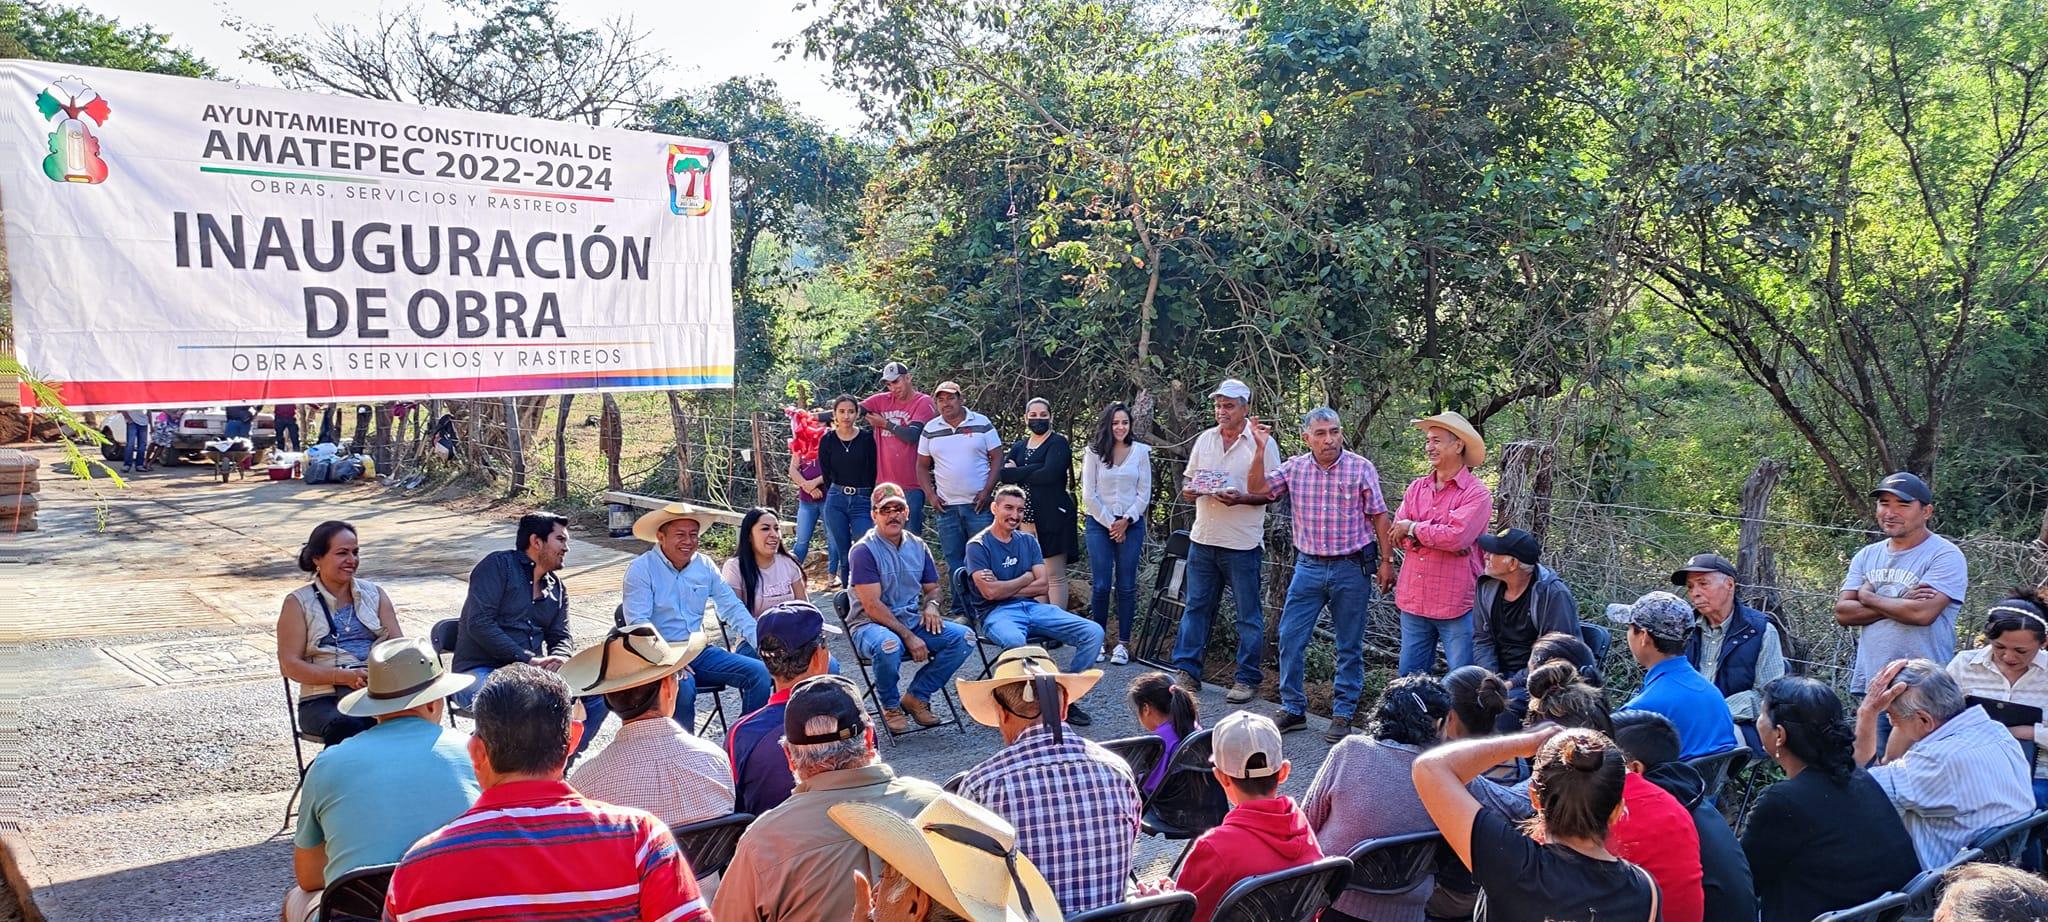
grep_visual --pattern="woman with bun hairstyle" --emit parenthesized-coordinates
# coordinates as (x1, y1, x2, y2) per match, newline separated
(1413, 725, 1661, 922)
(1427, 666, 1515, 920)
(1743, 676, 1920, 922)
(1306, 675, 1455, 922)
(275, 520, 404, 744)
(1444, 665, 1512, 741)
(1500, 631, 1604, 731)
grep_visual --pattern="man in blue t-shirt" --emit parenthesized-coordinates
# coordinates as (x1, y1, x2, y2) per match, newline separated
(965, 486, 1106, 725)
(1608, 591, 1740, 759)
(285, 637, 480, 922)
(727, 600, 834, 816)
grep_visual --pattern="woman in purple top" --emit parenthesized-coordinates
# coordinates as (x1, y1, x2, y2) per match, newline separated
(1128, 671, 1201, 793)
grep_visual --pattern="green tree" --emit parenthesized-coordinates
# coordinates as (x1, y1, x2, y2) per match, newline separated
(0, 1, 216, 77)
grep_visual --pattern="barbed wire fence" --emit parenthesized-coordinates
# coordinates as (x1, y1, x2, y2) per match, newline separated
(362, 392, 2048, 703)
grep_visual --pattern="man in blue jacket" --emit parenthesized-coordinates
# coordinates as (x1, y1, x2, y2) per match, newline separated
(1672, 553, 1786, 752)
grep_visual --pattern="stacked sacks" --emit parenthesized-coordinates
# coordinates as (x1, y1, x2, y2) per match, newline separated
(0, 448, 39, 533)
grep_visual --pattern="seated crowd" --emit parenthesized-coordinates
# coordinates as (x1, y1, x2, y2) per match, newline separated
(273, 382, 2048, 922)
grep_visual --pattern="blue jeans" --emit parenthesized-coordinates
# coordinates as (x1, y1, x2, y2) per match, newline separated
(1279, 556, 1372, 719)
(225, 419, 252, 439)
(904, 488, 928, 540)
(1085, 518, 1146, 643)
(933, 503, 995, 582)
(1398, 610, 1474, 676)
(455, 666, 612, 758)
(852, 619, 976, 710)
(123, 421, 148, 470)
(676, 643, 773, 730)
(983, 600, 1105, 671)
(793, 497, 824, 569)
(276, 419, 301, 452)
(824, 490, 875, 582)
(1172, 542, 1265, 687)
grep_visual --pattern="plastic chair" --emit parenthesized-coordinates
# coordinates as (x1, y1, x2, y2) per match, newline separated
(669, 812, 754, 878)
(1343, 830, 1444, 898)
(1130, 529, 1192, 668)
(955, 566, 1064, 679)
(1140, 729, 1229, 871)
(829, 590, 966, 735)
(427, 618, 471, 722)
(315, 862, 396, 921)
(1068, 891, 1198, 922)
(1899, 865, 1948, 919)
(1963, 808, 2048, 867)
(1683, 746, 1752, 796)
(1578, 622, 1611, 672)
(1210, 855, 1353, 922)
(284, 677, 327, 824)
(1101, 734, 1168, 790)
(1811, 891, 1909, 922)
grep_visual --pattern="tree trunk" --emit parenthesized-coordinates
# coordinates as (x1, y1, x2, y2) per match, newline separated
(552, 393, 574, 502)
(372, 406, 392, 471)
(667, 390, 692, 499)
(600, 394, 623, 491)
(1492, 441, 1556, 544)
(752, 412, 776, 509)
(502, 396, 526, 496)
(1736, 458, 1784, 609)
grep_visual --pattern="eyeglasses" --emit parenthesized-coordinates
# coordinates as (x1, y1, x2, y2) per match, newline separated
(580, 623, 664, 693)
(926, 823, 1040, 920)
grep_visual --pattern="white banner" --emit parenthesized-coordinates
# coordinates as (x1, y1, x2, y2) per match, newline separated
(1, 60, 733, 410)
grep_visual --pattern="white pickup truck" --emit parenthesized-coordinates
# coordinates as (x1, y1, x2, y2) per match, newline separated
(98, 407, 277, 460)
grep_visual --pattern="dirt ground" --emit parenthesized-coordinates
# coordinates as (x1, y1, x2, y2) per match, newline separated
(2, 446, 1340, 921)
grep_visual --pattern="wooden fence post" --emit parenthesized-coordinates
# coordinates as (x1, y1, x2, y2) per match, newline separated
(502, 396, 526, 496)
(372, 404, 392, 471)
(553, 393, 574, 502)
(600, 393, 623, 491)
(1493, 440, 1557, 544)
(1736, 458, 1785, 610)
(666, 390, 692, 499)
(752, 411, 777, 509)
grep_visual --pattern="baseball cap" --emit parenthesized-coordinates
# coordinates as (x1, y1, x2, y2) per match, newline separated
(1210, 710, 1285, 779)
(785, 674, 869, 745)
(1668, 553, 1737, 586)
(881, 361, 909, 382)
(1210, 378, 1252, 402)
(1605, 591, 1695, 642)
(759, 600, 826, 651)
(871, 483, 910, 509)
(1475, 528, 1541, 566)
(1869, 471, 1934, 505)
(934, 380, 963, 396)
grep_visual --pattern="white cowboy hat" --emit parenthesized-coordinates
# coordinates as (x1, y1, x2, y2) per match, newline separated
(556, 623, 709, 697)
(829, 794, 1063, 922)
(338, 637, 476, 718)
(1412, 410, 1488, 467)
(630, 502, 729, 543)
(957, 645, 1102, 729)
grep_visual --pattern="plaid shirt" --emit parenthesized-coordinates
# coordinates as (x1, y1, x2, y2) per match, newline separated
(958, 724, 1142, 915)
(568, 716, 735, 830)
(1266, 450, 1389, 556)
(1392, 468, 1492, 619)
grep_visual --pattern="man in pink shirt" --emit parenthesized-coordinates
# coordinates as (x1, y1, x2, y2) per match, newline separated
(1390, 411, 1493, 676)
(861, 360, 938, 537)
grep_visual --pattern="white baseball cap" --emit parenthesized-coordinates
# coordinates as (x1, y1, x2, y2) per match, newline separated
(1210, 710, 1285, 779)
(1210, 379, 1252, 402)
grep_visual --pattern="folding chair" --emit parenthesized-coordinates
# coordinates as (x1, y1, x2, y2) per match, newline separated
(1068, 892, 1197, 922)
(943, 770, 969, 793)
(1578, 622, 1611, 672)
(1139, 728, 1229, 871)
(284, 677, 327, 824)
(1210, 855, 1353, 922)
(427, 618, 471, 723)
(829, 590, 967, 735)
(1131, 529, 1193, 669)
(1100, 734, 1167, 790)
(1683, 746, 1751, 798)
(955, 566, 1066, 679)
(1343, 830, 1445, 902)
(1811, 891, 1909, 922)
(668, 812, 754, 878)
(1899, 864, 1951, 919)
(315, 862, 396, 921)
(613, 604, 730, 736)
(1963, 808, 2048, 867)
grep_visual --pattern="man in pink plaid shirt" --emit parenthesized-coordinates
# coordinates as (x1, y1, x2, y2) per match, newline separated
(1248, 407, 1393, 742)
(1390, 411, 1494, 676)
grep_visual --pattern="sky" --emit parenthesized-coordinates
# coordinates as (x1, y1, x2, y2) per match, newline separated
(87, 0, 870, 132)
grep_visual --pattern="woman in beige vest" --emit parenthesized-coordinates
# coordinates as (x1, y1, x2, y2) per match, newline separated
(276, 520, 403, 744)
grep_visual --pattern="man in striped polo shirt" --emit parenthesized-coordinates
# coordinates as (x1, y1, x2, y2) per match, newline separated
(383, 664, 710, 922)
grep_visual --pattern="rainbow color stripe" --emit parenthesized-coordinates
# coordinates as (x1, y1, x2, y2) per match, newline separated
(18, 366, 734, 409)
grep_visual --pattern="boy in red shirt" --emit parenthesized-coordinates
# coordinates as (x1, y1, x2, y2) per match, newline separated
(1154, 710, 1323, 922)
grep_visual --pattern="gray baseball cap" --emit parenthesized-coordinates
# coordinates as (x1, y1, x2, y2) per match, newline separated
(1605, 591, 1695, 642)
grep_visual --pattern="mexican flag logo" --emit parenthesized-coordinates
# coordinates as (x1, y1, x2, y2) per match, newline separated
(667, 143, 715, 216)
(37, 77, 111, 185)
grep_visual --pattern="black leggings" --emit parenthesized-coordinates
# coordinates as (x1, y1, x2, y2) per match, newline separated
(298, 694, 376, 746)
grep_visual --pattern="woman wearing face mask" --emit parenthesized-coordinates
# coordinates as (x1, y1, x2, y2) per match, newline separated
(998, 397, 1077, 609)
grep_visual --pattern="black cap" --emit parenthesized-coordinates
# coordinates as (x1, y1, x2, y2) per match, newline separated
(785, 674, 868, 744)
(1870, 471, 1934, 505)
(758, 600, 826, 652)
(1669, 553, 1737, 586)
(1475, 528, 1541, 566)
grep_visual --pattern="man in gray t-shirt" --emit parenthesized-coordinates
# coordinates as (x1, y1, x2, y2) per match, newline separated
(1835, 472, 1969, 687)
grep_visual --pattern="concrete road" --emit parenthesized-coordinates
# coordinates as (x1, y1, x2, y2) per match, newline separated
(5, 449, 1342, 921)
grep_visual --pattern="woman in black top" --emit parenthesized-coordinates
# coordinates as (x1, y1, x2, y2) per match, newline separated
(817, 394, 877, 589)
(999, 397, 1077, 608)
(1414, 725, 1660, 922)
(1743, 676, 1920, 922)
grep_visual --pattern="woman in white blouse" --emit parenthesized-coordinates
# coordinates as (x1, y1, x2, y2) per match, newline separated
(1944, 589, 2048, 816)
(1082, 401, 1153, 665)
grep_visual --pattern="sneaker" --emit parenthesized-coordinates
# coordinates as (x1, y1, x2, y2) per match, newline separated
(880, 707, 911, 734)
(1226, 682, 1256, 704)
(1174, 670, 1202, 696)
(1275, 710, 1307, 733)
(1066, 703, 1094, 727)
(1324, 715, 1353, 743)
(829, 576, 845, 590)
(901, 695, 943, 727)
(1110, 644, 1129, 666)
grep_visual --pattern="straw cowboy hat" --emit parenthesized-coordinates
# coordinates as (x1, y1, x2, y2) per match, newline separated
(1412, 410, 1488, 467)
(630, 502, 732, 543)
(557, 623, 709, 697)
(957, 646, 1102, 729)
(338, 637, 476, 718)
(829, 794, 1063, 922)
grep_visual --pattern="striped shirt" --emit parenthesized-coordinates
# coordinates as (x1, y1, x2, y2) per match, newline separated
(1392, 468, 1492, 619)
(1944, 646, 2048, 779)
(958, 723, 1142, 915)
(570, 717, 735, 829)
(1870, 705, 2034, 869)
(383, 779, 709, 922)
(1265, 450, 1388, 556)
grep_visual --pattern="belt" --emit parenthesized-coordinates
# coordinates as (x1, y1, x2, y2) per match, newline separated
(834, 485, 872, 495)
(1303, 545, 1375, 563)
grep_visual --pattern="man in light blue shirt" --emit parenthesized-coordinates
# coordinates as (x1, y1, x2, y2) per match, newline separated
(285, 637, 479, 922)
(1609, 591, 1740, 759)
(622, 504, 772, 728)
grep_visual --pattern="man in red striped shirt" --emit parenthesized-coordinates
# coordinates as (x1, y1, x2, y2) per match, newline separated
(383, 663, 710, 922)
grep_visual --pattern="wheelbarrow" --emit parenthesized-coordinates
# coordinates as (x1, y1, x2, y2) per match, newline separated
(202, 439, 255, 483)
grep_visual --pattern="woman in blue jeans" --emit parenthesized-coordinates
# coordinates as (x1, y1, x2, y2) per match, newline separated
(818, 394, 877, 588)
(1081, 401, 1153, 665)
